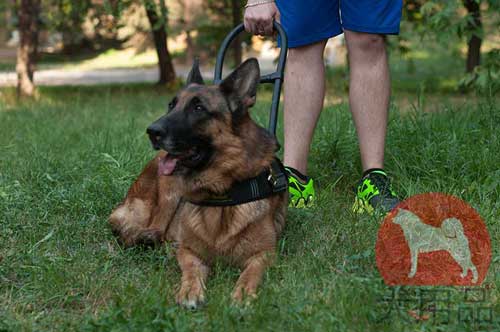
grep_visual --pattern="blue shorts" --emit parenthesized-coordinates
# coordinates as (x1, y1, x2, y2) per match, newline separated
(276, 0, 403, 48)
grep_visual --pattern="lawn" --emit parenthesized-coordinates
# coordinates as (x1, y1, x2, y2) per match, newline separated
(0, 83, 498, 331)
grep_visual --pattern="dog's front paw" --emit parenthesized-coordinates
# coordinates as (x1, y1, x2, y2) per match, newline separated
(231, 284, 257, 304)
(176, 279, 205, 309)
(109, 223, 139, 248)
(109, 200, 153, 247)
(135, 229, 163, 246)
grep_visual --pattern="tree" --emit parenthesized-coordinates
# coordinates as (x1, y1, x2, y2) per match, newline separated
(144, 0, 176, 85)
(194, 0, 246, 67)
(16, 0, 41, 98)
(173, 0, 201, 62)
(419, 0, 499, 73)
(402, 0, 499, 92)
(87, 0, 177, 85)
(42, 0, 92, 54)
(231, 0, 242, 65)
(463, 0, 482, 73)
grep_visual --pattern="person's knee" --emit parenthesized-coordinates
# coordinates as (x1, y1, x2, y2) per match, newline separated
(288, 40, 327, 63)
(346, 31, 386, 55)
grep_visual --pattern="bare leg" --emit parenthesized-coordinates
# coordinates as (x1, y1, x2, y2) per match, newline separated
(345, 30, 390, 172)
(176, 247, 210, 309)
(283, 40, 327, 175)
(232, 251, 274, 302)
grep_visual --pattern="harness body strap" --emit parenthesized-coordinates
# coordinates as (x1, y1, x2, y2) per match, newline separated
(189, 158, 288, 206)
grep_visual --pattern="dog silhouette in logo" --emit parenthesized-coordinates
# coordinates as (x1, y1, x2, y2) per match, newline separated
(392, 208, 478, 283)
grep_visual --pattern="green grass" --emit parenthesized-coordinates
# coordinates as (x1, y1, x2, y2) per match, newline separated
(0, 85, 498, 331)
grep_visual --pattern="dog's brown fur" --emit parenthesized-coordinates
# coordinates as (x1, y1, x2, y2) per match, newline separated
(109, 59, 287, 307)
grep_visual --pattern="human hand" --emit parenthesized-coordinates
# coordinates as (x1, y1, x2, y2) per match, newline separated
(243, 1, 280, 36)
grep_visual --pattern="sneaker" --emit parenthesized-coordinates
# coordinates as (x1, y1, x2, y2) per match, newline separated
(352, 169, 400, 214)
(285, 166, 315, 208)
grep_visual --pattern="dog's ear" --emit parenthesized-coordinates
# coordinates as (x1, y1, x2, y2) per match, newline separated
(186, 58, 204, 85)
(219, 58, 260, 113)
(392, 208, 402, 223)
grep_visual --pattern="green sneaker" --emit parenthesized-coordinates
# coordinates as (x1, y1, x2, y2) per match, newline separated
(352, 169, 400, 214)
(285, 166, 315, 208)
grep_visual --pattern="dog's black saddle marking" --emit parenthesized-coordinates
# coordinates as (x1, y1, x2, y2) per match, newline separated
(189, 158, 288, 206)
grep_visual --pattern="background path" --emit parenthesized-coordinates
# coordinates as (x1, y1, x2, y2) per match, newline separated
(0, 67, 217, 86)
(0, 57, 277, 87)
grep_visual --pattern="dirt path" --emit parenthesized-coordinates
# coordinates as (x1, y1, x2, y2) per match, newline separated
(0, 58, 277, 87)
(0, 67, 216, 86)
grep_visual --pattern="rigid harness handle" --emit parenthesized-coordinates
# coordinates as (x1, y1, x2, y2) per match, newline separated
(214, 22, 288, 136)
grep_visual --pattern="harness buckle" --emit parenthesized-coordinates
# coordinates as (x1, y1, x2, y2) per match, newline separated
(267, 167, 278, 186)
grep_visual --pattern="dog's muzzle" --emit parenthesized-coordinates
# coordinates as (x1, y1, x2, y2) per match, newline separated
(146, 122, 166, 150)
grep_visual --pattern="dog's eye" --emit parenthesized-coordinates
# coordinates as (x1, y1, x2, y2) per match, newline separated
(168, 98, 178, 112)
(194, 104, 205, 113)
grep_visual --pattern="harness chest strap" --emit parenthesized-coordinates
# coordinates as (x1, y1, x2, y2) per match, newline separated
(189, 158, 288, 206)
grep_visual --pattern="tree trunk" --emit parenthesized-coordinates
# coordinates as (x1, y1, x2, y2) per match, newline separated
(178, 0, 194, 63)
(2, 2, 13, 43)
(463, 0, 482, 73)
(231, 0, 242, 66)
(185, 30, 194, 62)
(16, 0, 40, 98)
(144, 0, 176, 84)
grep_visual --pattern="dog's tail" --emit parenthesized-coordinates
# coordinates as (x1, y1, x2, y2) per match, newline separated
(441, 217, 466, 239)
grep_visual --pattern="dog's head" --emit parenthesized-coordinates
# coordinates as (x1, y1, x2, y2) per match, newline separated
(147, 58, 268, 176)
(392, 208, 420, 227)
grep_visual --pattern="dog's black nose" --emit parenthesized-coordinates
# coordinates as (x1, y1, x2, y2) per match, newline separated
(147, 123, 166, 150)
(147, 123, 165, 137)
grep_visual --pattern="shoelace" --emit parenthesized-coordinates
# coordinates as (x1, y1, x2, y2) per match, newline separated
(366, 173, 392, 195)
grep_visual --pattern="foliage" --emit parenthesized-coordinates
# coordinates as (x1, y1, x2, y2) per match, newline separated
(414, 1, 498, 92)
(417, 1, 499, 38)
(2, 0, 499, 93)
(395, 0, 500, 93)
(40, 0, 91, 33)
(4, 0, 126, 51)
(459, 48, 500, 95)
(141, 0, 248, 64)
(200, 0, 234, 50)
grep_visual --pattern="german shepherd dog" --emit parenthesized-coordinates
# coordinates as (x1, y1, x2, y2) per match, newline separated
(109, 59, 287, 308)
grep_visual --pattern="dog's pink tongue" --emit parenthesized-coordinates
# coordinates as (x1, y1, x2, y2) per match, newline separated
(158, 154, 178, 176)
